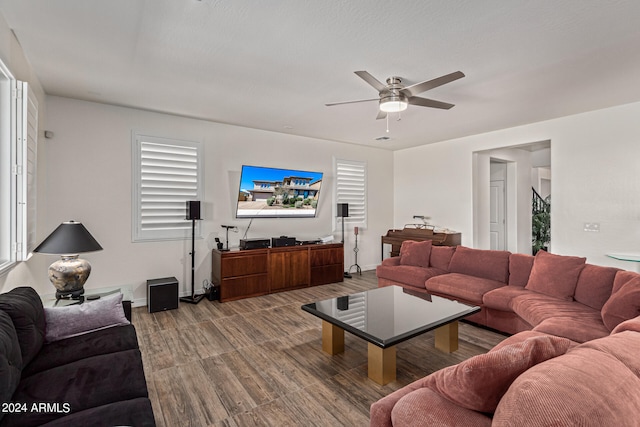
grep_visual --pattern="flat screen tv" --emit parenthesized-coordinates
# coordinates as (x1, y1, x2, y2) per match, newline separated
(236, 165, 323, 218)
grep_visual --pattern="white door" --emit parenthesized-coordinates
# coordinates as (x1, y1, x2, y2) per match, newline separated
(490, 179, 506, 250)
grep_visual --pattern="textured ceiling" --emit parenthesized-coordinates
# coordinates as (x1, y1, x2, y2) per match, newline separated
(2, 0, 640, 150)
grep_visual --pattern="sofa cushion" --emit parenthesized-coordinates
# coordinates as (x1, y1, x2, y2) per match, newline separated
(23, 324, 139, 378)
(533, 316, 610, 343)
(427, 273, 505, 305)
(430, 246, 456, 271)
(483, 286, 531, 311)
(493, 341, 640, 427)
(601, 276, 640, 331)
(44, 292, 130, 342)
(525, 250, 586, 301)
(0, 287, 46, 368)
(423, 335, 571, 413)
(0, 310, 23, 423)
(448, 246, 511, 283)
(5, 349, 148, 427)
(377, 264, 447, 289)
(511, 292, 602, 328)
(399, 240, 432, 268)
(508, 253, 534, 287)
(574, 264, 620, 310)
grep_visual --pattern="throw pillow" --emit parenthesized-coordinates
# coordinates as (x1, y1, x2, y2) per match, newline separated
(448, 246, 511, 283)
(430, 245, 456, 271)
(44, 292, 130, 343)
(399, 240, 432, 268)
(525, 250, 586, 301)
(423, 335, 571, 413)
(601, 276, 640, 331)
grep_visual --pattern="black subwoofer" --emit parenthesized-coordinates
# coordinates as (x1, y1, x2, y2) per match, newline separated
(147, 276, 179, 313)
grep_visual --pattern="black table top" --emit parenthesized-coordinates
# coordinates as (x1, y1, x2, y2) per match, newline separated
(302, 285, 480, 348)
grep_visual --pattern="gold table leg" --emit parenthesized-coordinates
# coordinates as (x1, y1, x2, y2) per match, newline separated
(322, 321, 344, 355)
(368, 343, 396, 385)
(435, 321, 459, 353)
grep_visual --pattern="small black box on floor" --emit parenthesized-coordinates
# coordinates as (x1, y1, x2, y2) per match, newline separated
(147, 276, 179, 313)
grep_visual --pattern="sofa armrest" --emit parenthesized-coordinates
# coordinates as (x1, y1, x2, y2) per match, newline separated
(370, 377, 425, 427)
(380, 257, 401, 267)
(371, 379, 492, 427)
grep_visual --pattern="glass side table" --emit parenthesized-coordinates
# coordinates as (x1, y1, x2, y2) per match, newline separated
(40, 285, 134, 322)
(607, 253, 640, 262)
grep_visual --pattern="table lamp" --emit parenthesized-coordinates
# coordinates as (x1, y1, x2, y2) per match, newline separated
(33, 221, 103, 299)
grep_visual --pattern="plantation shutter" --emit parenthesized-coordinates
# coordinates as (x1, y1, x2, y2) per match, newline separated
(16, 81, 38, 260)
(335, 158, 367, 228)
(132, 134, 202, 241)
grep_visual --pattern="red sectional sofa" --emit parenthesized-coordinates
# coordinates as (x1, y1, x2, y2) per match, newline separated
(372, 241, 640, 426)
(376, 241, 637, 343)
(371, 316, 640, 426)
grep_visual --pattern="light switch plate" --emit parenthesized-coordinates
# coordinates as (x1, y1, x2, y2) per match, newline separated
(584, 223, 600, 232)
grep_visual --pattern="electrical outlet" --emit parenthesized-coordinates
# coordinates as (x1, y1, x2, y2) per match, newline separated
(584, 223, 600, 232)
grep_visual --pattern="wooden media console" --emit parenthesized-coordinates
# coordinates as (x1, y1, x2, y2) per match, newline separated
(211, 243, 344, 302)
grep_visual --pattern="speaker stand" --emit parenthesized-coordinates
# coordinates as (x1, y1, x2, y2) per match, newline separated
(180, 219, 204, 304)
(340, 216, 352, 278)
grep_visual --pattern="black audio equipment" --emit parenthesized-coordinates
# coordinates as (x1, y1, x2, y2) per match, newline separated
(271, 236, 297, 247)
(240, 238, 270, 250)
(147, 277, 179, 313)
(186, 200, 201, 220)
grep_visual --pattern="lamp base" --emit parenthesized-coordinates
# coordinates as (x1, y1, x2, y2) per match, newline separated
(56, 288, 85, 300)
(180, 294, 205, 304)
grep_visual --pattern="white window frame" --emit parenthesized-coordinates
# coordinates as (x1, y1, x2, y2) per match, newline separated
(16, 81, 38, 261)
(0, 59, 16, 274)
(132, 132, 203, 242)
(334, 158, 367, 230)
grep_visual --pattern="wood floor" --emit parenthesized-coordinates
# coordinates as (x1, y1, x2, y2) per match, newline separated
(132, 271, 507, 427)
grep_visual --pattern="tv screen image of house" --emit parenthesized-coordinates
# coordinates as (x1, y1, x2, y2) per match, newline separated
(236, 165, 323, 218)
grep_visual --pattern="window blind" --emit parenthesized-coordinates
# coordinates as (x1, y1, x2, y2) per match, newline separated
(16, 81, 38, 260)
(133, 134, 201, 241)
(335, 158, 367, 228)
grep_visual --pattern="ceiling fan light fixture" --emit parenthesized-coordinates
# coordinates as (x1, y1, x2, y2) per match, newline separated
(379, 95, 408, 113)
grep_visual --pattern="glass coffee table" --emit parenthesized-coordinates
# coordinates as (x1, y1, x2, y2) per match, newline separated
(301, 285, 480, 385)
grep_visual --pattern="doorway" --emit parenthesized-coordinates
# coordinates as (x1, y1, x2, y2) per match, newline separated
(490, 162, 507, 250)
(473, 140, 551, 253)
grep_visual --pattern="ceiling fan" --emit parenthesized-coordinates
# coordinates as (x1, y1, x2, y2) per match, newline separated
(326, 70, 465, 119)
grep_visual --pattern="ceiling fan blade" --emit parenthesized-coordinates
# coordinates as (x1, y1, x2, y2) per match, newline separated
(354, 71, 387, 92)
(325, 98, 379, 107)
(376, 110, 387, 120)
(408, 96, 455, 110)
(401, 71, 465, 97)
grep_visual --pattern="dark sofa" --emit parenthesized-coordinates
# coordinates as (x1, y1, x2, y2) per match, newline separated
(0, 287, 155, 427)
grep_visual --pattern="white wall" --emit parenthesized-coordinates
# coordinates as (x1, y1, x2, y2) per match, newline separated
(3, 96, 393, 305)
(394, 101, 640, 269)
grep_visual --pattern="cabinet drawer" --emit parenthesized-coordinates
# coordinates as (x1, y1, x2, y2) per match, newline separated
(221, 253, 268, 278)
(220, 274, 269, 301)
(310, 246, 343, 267)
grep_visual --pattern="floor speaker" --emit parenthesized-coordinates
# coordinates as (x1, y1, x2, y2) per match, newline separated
(147, 276, 179, 313)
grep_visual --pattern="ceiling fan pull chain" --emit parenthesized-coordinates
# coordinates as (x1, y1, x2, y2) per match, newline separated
(386, 114, 390, 133)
